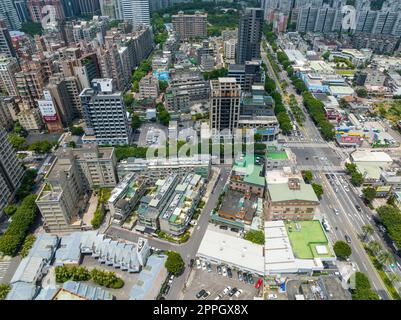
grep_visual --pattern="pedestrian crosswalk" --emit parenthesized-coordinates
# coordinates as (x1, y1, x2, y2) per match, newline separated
(0, 259, 11, 283)
(295, 165, 344, 172)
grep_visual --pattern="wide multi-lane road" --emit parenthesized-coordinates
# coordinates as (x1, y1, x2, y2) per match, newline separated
(316, 171, 392, 299)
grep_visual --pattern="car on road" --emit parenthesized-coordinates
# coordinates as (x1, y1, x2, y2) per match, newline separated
(333, 208, 339, 215)
(223, 286, 232, 295)
(202, 291, 211, 299)
(217, 265, 222, 275)
(238, 271, 243, 281)
(196, 289, 207, 299)
(168, 274, 174, 284)
(207, 262, 212, 273)
(344, 186, 349, 192)
(345, 234, 352, 243)
(201, 261, 207, 270)
(268, 293, 278, 300)
(355, 204, 362, 212)
(255, 278, 263, 289)
(231, 228, 239, 233)
(234, 289, 243, 298)
(164, 285, 171, 295)
(222, 266, 228, 277)
(242, 273, 249, 283)
(228, 288, 238, 297)
(196, 259, 201, 269)
(214, 294, 223, 300)
(227, 268, 232, 278)
(378, 225, 387, 233)
(189, 259, 194, 268)
(219, 225, 228, 230)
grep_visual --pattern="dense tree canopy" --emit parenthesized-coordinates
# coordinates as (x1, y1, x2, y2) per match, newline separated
(334, 241, 352, 259)
(165, 251, 185, 275)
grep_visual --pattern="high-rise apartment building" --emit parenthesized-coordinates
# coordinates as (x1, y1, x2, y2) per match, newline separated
(14, 0, 32, 23)
(61, 0, 81, 18)
(77, 0, 101, 15)
(0, 1, 22, 30)
(27, 0, 66, 23)
(56, 145, 118, 189)
(0, 21, 17, 58)
(0, 126, 24, 217)
(209, 77, 241, 134)
(35, 156, 85, 232)
(99, 0, 123, 19)
(121, 0, 151, 30)
(172, 11, 207, 41)
(0, 55, 20, 96)
(236, 8, 263, 64)
(80, 79, 132, 145)
(15, 60, 47, 109)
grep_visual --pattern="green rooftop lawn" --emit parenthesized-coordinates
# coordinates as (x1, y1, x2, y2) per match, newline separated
(335, 69, 355, 75)
(267, 151, 288, 160)
(285, 221, 333, 259)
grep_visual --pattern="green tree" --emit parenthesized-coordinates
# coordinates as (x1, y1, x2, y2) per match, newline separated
(333, 240, 352, 259)
(377, 205, 401, 248)
(131, 113, 142, 130)
(351, 172, 364, 187)
(0, 194, 38, 256)
(361, 225, 374, 242)
(19, 234, 36, 257)
(165, 251, 185, 275)
(362, 187, 376, 203)
(368, 241, 382, 255)
(345, 162, 358, 175)
(244, 230, 265, 244)
(356, 88, 368, 98)
(302, 170, 313, 184)
(159, 80, 169, 93)
(254, 133, 262, 142)
(69, 126, 84, 136)
(351, 272, 380, 300)
(124, 93, 134, 107)
(0, 284, 11, 300)
(68, 141, 76, 148)
(377, 250, 394, 267)
(8, 133, 27, 150)
(4, 204, 18, 216)
(28, 140, 53, 154)
(322, 51, 330, 60)
(312, 183, 324, 199)
(20, 22, 42, 36)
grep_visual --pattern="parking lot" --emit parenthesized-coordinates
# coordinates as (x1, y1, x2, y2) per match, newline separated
(137, 123, 167, 147)
(183, 263, 261, 300)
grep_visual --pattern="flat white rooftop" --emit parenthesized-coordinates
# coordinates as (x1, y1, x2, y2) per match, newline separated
(197, 226, 264, 274)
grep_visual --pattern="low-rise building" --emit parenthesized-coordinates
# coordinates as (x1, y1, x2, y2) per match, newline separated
(210, 189, 260, 231)
(137, 175, 180, 232)
(265, 220, 334, 275)
(54, 231, 150, 272)
(117, 155, 211, 182)
(159, 173, 204, 236)
(230, 154, 265, 197)
(108, 173, 147, 225)
(129, 254, 168, 300)
(266, 176, 320, 221)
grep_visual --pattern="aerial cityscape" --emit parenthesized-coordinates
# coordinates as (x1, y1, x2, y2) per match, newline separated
(1, 0, 401, 303)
